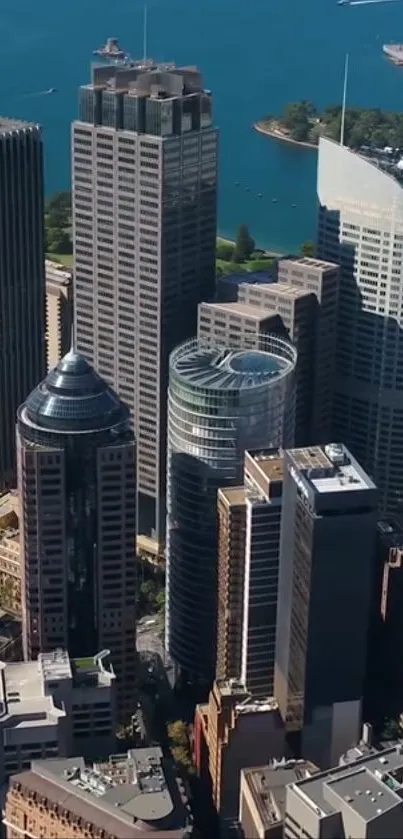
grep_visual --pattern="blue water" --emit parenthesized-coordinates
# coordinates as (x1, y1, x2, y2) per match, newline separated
(1, 0, 403, 250)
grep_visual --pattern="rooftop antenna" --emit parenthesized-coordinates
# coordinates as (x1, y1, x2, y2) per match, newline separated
(340, 52, 349, 147)
(143, 4, 148, 64)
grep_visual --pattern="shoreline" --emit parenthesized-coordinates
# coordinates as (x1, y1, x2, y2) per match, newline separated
(217, 236, 283, 258)
(253, 121, 318, 151)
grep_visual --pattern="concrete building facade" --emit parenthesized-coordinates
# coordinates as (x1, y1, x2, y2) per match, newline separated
(216, 449, 284, 698)
(275, 444, 378, 769)
(318, 137, 403, 514)
(16, 350, 136, 716)
(4, 746, 193, 839)
(165, 337, 296, 685)
(0, 649, 116, 785)
(0, 119, 46, 487)
(45, 260, 73, 370)
(198, 301, 278, 349)
(238, 257, 339, 446)
(72, 60, 217, 552)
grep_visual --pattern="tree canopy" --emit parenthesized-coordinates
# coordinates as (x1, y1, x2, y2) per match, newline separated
(233, 224, 255, 262)
(275, 101, 403, 149)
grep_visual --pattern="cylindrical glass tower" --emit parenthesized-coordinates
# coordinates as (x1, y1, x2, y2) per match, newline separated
(165, 336, 297, 684)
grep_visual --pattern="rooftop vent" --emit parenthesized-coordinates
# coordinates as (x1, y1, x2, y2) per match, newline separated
(325, 443, 345, 465)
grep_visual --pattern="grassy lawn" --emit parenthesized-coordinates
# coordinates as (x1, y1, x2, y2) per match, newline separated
(74, 656, 95, 670)
(46, 252, 73, 268)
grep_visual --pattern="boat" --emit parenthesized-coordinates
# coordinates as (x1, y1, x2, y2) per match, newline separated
(93, 37, 128, 62)
(46, 88, 57, 95)
(383, 44, 403, 65)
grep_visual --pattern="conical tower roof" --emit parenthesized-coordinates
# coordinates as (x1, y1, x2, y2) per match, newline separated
(22, 349, 129, 433)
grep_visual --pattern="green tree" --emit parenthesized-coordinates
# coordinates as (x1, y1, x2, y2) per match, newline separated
(301, 241, 316, 258)
(233, 224, 255, 263)
(155, 589, 165, 614)
(216, 243, 234, 261)
(46, 190, 71, 213)
(47, 228, 73, 255)
(168, 719, 189, 746)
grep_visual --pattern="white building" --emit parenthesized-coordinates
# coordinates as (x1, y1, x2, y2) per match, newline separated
(318, 137, 403, 514)
(0, 649, 116, 783)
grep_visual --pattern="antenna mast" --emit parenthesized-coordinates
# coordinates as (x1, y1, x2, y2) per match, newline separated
(143, 4, 148, 63)
(340, 53, 349, 147)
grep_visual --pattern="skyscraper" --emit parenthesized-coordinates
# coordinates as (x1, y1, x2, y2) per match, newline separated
(238, 257, 339, 445)
(216, 448, 284, 697)
(275, 443, 378, 768)
(165, 336, 296, 686)
(72, 59, 218, 552)
(0, 119, 46, 486)
(318, 136, 403, 514)
(17, 350, 136, 715)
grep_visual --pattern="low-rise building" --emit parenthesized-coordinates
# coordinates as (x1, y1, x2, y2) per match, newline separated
(0, 648, 116, 782)
(193, 679, 284, 836)
(4, 747, 193, 838)
(284, 742, 403, 838)
(239, 759, 319, 839)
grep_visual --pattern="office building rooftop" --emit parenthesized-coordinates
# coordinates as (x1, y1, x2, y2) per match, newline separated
(201, 301, 276, 321)
(171, 338, 296, 392)
(242, 759, 319, 829)
(9, 747, 192, 838)
(0, 117, 38, 134)
(19, 349, 129, 435)
(288, 443, 376, 496)
(290, 743, 403, 823)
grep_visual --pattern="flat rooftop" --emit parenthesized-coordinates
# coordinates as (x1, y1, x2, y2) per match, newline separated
(12, 748, 190, 838)
(247, 449, 284, 482)
(219, 270, 275, 286)
(218, 486, 246, 507)
(200, 301, 275, 321)
(287, 444, 375, 495)
(291, 744, 403, 824)
(243, 760, 319, 828)
(248, 282, 313, 300)
(279, 256, 339, 272)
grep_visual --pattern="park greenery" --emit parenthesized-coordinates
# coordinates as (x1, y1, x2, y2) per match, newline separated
(216, 224, 274, 276)
(45, 190, 73, 266)
(167, 720, 195, 775)
(260, 101, 403, 149)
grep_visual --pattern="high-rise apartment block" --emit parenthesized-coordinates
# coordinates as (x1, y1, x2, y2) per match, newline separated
(72, 60, 217, 550)
(165, 337, 296, 685)
(216, 449, 284, 698)
(275, 444, 378, 769)
(193, 680, 284, 833)
(4, 747, 194, 839)
(0, 650, 116, 782)
(318, 137, 403, 514)
(45, 259, 73, 370)
(17, 350, 136, 715)
(0, 119, 46, 486)
(284, 743, 403, 838)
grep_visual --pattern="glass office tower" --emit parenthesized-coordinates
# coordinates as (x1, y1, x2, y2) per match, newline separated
(165, 336, 296, 685)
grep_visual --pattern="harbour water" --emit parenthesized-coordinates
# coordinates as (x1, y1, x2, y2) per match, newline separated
(1, 0, 403, 250)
